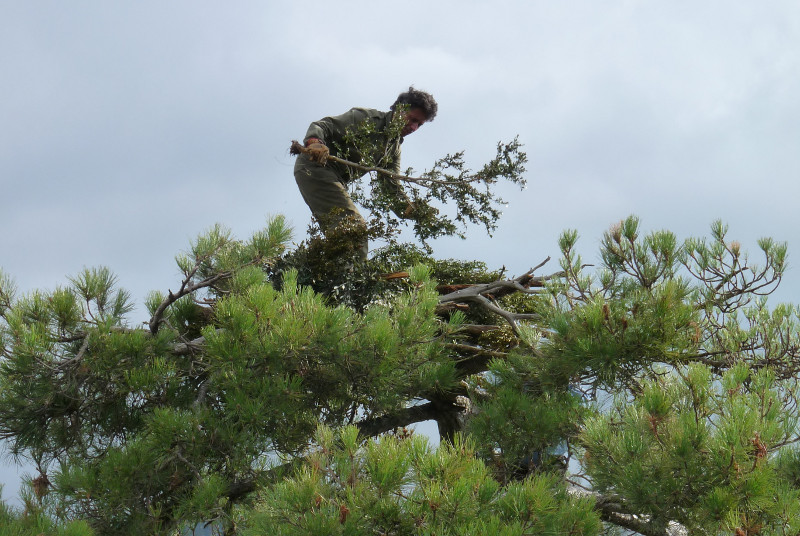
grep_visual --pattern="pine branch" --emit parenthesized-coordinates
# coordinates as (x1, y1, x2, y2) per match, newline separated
(149, 271, 231, 334)
(355, 401, 441, 438)
(594, 494, 686, 536)
(447, 343, 509, 377)
(172, 333, 211, 356)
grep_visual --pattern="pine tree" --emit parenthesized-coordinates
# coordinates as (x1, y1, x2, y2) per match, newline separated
(0, 213, 798, 535)
(1, 118, 799, 535)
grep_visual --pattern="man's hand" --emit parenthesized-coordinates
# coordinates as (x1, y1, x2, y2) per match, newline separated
(305, 140, 329, 165)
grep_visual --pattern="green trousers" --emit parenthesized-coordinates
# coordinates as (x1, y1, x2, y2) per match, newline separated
(294, 154, 369, 260)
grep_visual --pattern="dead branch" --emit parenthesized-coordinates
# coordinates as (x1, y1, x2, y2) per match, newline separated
(436, 258, 561, 335)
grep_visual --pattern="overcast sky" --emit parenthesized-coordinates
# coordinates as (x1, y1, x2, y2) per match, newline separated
(2, 0, 800, 505)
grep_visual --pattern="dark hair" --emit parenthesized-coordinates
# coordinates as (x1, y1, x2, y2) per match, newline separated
(391, 86, 438, 121)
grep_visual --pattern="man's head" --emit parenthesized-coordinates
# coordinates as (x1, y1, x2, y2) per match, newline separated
(391, 86, 437, 136)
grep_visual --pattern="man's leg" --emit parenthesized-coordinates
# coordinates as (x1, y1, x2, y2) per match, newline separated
(294, 156, 368, 260)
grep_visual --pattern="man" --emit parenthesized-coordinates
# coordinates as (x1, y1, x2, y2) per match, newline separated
(294, 86, 438, 260)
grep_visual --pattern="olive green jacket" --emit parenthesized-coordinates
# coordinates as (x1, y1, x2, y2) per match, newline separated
(303, 107, 403, 182)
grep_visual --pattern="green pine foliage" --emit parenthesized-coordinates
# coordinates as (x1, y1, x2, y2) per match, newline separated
(0, 484, 93, 536)
(0, 214, 799, 536)
(466, 351, 588, 480)
(240, 425, 600, 536)
(582, 363, 800, 534)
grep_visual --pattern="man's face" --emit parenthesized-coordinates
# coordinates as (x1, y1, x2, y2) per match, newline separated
(401, 107, 428, 137)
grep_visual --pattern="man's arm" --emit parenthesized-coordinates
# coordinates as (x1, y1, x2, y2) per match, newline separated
(303, 108, 371, 146)
(301, 108, 374, 165)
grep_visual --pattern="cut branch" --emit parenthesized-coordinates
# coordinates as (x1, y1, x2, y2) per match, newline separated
(290, 140, 482, 187)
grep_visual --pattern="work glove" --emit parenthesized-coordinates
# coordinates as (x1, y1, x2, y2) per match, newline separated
(306, 142, 329, 165)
